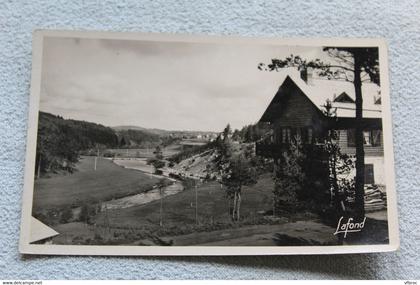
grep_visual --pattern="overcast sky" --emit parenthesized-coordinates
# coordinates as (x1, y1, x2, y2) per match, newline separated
(40, 37, 326, 132)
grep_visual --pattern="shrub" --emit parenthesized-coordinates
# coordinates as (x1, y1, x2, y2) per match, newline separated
(103, 152, 115, 158)
(59, 207, 73, 224)
(79, 204, 96, 225)
(152, 160, 165, 169)
(169, 143, 213, 163)
(273, 136, 305, 214)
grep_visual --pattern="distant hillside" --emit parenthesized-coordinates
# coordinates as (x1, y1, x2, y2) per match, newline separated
(38, 112, 119, 149)
(113, 125, 150, 131)
(115, 129, 173, 148)
(113, 125, 143, 130)
(113, 125, 218, 137)
(113, 125, 171, 136)
(36, 112, 119, 176)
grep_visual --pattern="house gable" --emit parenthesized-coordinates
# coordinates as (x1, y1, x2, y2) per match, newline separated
(334, 92, 355, 103)
(259, 76, 326, 130)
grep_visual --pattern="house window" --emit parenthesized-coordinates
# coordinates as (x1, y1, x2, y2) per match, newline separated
(374, 91, 382, 105)
(307, 128, 313, 143)
(281, 128, 291, 143)
(295, 128, 302, 139)
(371, 130, 382, 147)
(364, 164, 375, 184)
(347, 129, 356, 147)
(363, 131, 372, 146)
(347, 129, 382, 147)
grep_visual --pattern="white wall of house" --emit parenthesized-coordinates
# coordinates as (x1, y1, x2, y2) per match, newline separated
(365, 156, 385, 185)
(339, 156, 385, 186)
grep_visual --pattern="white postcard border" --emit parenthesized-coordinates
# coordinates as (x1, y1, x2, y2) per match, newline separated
(19, 30, 399, 255)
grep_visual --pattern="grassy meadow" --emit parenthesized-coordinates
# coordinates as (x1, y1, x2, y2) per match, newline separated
(95, 173, 276, 229)
(106, 145, 182, 159)
(33, 156, 163, 212)
(51, 173, 283, 245)
(52, 173, 337, 246)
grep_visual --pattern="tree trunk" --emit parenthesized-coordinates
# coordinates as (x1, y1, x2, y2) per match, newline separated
(274, 161, 277, 216)
(353, 53, 366, 219)
(195, 184, 198, 225)
(236, 192, 241, 221)
(232, 192, 237, 221)
(273, 196, 276, 217)
(228, 197, 231, 217)
(331, 143, 340, 211)
(159, 187, 163, 227)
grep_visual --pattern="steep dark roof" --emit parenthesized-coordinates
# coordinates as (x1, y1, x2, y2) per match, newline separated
(259, 72, 382, 123)
(260, 76, 323, 123)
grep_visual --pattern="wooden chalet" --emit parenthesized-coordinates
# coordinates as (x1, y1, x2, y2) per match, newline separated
(256, 69, 384, 185)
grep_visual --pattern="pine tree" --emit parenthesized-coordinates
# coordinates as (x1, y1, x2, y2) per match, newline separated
(259, 48, 380, 219)
(322, 100, 355, 216)
(273, 135, 306, 214)
(221, 154, 258, 221)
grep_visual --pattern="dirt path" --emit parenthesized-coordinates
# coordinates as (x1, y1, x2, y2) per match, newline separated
(134, 220, 339, 246)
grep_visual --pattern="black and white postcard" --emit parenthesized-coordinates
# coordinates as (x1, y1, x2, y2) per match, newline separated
(20, 30, 399, 255)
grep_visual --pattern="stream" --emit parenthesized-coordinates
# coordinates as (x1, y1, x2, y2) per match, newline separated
(100, 158, 184, 210)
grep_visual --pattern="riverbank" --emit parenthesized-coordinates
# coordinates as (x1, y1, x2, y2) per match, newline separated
(37, 155, 388, 247)
(33, 156, 167, 212)
(49, 173, 279, 244)
(93, 173, 280, 232)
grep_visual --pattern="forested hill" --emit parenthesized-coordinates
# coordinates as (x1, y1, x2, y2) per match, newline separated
(38, 111, 119, 148)
(35, 112, 179, 176)
(115, 129, 165, 148)
(36, 111, 119, 175)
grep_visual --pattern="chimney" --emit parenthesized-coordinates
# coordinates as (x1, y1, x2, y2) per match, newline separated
(300, 67, 313, 85)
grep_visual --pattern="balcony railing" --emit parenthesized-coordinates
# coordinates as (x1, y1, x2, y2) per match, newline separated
(255, 142, 288, 158)
(255, 141, 328, 160)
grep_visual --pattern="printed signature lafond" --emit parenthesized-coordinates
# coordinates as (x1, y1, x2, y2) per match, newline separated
(334, 217, 367, 238)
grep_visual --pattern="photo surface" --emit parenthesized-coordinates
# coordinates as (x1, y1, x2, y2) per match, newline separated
(19, 31, 398, 255)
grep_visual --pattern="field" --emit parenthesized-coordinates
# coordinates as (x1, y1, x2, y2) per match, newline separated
(51, 173, 285, 245)
(52, 172, 340, 246)
(95, 173, 277, 229)
(35, 155, 387, 246)
(106, 145, 182, 159)
(33, 156, 163, 212)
